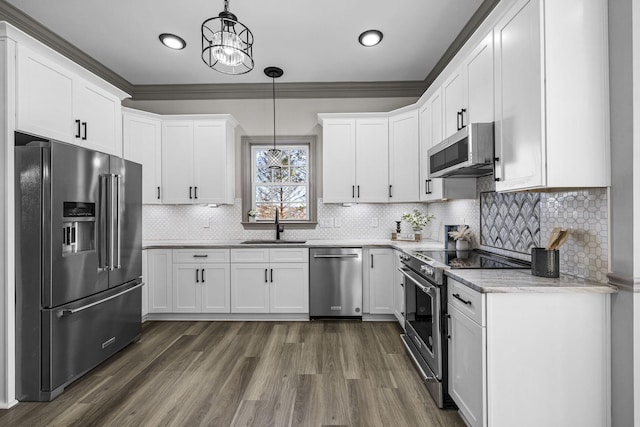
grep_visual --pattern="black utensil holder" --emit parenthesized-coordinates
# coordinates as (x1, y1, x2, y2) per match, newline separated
(531, 248, 560, 278)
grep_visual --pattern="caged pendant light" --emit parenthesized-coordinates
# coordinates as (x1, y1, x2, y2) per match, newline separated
(201, 0, 254, 75)
(265, 66, 284, 170)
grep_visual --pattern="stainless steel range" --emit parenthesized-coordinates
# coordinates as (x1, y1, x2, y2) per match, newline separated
(399, 249, 530, 408)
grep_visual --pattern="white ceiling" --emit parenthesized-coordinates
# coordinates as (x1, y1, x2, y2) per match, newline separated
(5, 0, 483, 86)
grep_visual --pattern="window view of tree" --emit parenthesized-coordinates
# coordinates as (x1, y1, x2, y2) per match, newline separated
(253, 147, 308, 220)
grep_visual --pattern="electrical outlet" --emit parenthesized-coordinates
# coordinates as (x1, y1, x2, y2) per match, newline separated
(203, 217, 210, 228)
(371, 217, 379, 228)
(319, 218, 333, 228)
(333, 217, 341, 228)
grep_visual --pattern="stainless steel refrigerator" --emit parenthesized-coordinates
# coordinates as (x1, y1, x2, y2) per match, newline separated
(15, 132, 143, 401)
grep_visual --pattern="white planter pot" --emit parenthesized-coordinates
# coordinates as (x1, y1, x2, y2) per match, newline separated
(455, 239, 470, 251)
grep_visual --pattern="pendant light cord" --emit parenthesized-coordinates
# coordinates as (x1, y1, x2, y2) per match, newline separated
(272, 75, 276, 149)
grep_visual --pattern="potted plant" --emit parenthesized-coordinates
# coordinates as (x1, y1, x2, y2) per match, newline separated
(448, 225, 473, 251)
(247, 209, 257, 222)
(401, 209, 435, 241)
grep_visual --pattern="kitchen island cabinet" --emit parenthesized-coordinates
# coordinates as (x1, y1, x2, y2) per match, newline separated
(447, 276, 611, 427)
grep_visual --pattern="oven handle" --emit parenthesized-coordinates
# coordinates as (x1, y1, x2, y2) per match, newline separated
(398, 267, 437, 294)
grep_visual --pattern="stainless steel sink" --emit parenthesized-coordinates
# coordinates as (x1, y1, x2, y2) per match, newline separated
(240, 240, 307, 244)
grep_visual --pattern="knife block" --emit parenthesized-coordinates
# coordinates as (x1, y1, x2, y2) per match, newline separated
(531, 248, 560, 278)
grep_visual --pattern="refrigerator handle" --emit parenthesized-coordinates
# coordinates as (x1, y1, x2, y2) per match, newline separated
(111, 174, 121, 270)
(99, 174, 110, 270)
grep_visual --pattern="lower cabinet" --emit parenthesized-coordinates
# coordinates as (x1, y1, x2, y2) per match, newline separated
(173, 249, 231, 313)
(230, 248, 309, 314)
(367, 248, 395, 314)
(447, 278, 610, 427)
(393, 250, 405, 328)
(145, 249, 173, 313)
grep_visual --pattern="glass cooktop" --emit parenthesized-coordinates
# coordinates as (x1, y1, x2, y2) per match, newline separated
(412, 249, 531, 270)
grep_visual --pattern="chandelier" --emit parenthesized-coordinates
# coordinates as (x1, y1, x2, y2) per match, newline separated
(201, 0, 254, 75)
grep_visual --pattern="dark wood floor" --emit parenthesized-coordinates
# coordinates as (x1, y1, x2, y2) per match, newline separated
(1, 321, 464, 427)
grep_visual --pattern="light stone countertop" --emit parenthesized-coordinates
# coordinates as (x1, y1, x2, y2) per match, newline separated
(446, 268, 617, 294)
(142, 238, 445, 252)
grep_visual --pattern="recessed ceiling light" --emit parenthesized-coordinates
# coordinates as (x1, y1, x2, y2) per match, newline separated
(358, 30, 383, 47)
(159, 33, 186, 50)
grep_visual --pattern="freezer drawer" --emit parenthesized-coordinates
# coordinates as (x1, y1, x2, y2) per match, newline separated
(41, 282, 142, 398)
(309, 248, 363, 318)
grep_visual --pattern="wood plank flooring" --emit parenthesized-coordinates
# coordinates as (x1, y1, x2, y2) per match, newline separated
(1, 321, 464, 427)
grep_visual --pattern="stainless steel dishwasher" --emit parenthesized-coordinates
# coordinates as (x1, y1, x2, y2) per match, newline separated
(309, 248, 363, 318)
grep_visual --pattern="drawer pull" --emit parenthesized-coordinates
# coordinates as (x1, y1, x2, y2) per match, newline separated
(193, 254, 209, 258)
(452, 293, 472, 306)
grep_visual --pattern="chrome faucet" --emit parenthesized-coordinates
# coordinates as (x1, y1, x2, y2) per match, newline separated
(275, 208, 284, 240)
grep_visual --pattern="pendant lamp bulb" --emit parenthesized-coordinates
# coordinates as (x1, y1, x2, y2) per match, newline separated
(265, 66, 283, 170)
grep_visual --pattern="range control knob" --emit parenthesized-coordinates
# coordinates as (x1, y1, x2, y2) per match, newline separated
(420, 265, 434, 276)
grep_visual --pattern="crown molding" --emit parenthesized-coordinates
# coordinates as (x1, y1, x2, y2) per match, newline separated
(130, 80, 428, 101)
(0, 0, 134, 94)
(423, 0, 501, 88)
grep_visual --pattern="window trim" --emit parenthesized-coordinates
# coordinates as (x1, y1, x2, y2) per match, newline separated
(241, 135, 317, 229)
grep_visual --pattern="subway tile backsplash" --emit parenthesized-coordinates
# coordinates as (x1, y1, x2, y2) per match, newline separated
(143, 177, 609, 283)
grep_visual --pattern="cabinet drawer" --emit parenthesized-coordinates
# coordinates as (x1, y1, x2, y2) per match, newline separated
(269, 248, 309, 263)
(448, 278, 485, 326)
(231, 248, 270, 263)
(173, 249, 230, 264)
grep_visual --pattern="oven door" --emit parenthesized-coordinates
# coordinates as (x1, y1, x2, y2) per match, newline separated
(401, 266, 441, 379)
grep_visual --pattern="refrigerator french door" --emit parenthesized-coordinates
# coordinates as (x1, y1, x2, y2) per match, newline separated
(15, 132, 143, 401)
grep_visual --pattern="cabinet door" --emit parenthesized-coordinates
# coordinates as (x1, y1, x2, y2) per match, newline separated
(442, 68, 466, 138)
(269, 263, 309, 313)
(449, 305, 485, 427)
(368, 248, 395, 314)
(16, 45, 74, 143)
(146, 249, 173, 313)
(75, 80, 122, 156)
(419, 90, 445, 201)
(322, 119, 356, 203)
(465, 33, 494, 125)
(173, 264, 200, 313)
(494, 0, 544, 191)
(355, 118, 389, 203)
(162, 121, 195, 204)
(389, 111, 420, 202)
(202, 264, 231, 313)
(123, 112, 162, 204)
(393, 252, 404, 327)
(193, 120, 229, 204)
(230, 263, 270, 313)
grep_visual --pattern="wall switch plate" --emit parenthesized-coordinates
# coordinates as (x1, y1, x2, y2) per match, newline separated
(371, 217, 379, 228)
(319, 218, 333, 228)
(203, 217, 210, 228)
(334, 218, 341, 228)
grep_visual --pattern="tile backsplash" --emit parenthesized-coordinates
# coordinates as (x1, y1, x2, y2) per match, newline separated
(143, 176, 609, 283)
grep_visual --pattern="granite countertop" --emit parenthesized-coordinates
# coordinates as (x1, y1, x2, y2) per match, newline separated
(143, 238, 445, 252)
(446, 268, 617, 294)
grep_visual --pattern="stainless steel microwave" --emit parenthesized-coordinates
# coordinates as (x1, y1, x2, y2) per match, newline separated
(428, 123, 494, 178)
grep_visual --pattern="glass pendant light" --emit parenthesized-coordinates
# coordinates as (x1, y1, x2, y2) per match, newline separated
(265, 66, 283, 170)
(201, 0, 254, 75)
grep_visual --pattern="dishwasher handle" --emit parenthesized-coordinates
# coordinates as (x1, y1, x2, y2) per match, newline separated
(313, 253, 360, 259)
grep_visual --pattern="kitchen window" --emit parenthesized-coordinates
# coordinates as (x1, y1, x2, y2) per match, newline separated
(242, 136, 317, 228)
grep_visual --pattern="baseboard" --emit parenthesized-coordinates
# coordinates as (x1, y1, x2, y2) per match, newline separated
(0, 399, 19, 409)
(362, 314, 398, 322)
(145, 313, 311, 322)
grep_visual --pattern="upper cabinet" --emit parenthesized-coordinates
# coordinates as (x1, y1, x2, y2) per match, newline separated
(161, 116, 237, 205)
(388, 110, 420, 202)
(16, 44, 125, 157)
(320, 116, 389, 203)
(493, 0, 609, 191)
(123, 109, 162, 204)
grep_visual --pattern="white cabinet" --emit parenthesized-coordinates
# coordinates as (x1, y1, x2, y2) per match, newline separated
(447, 278, 610, 427)
(493, 0, 609, 191)
(393, 251, 405, 328)
(442, 69, 466, 139)
(320, 116, 389, 203)
(388, 110, 420, 202)
(145, 249, 174, 313)
(230, 248, 309, 314)
(367, 248, 395, 315)
(172, 249, 230, 313)
(123, 109, 162, 204)
(162, 117, 237, 204)
(419, 90, 477, 202)
(16, 44, 124, 156)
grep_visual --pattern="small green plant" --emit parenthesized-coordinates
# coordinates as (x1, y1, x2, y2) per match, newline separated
(247, 209, 257, 218)
(401, 209, 435, 232)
